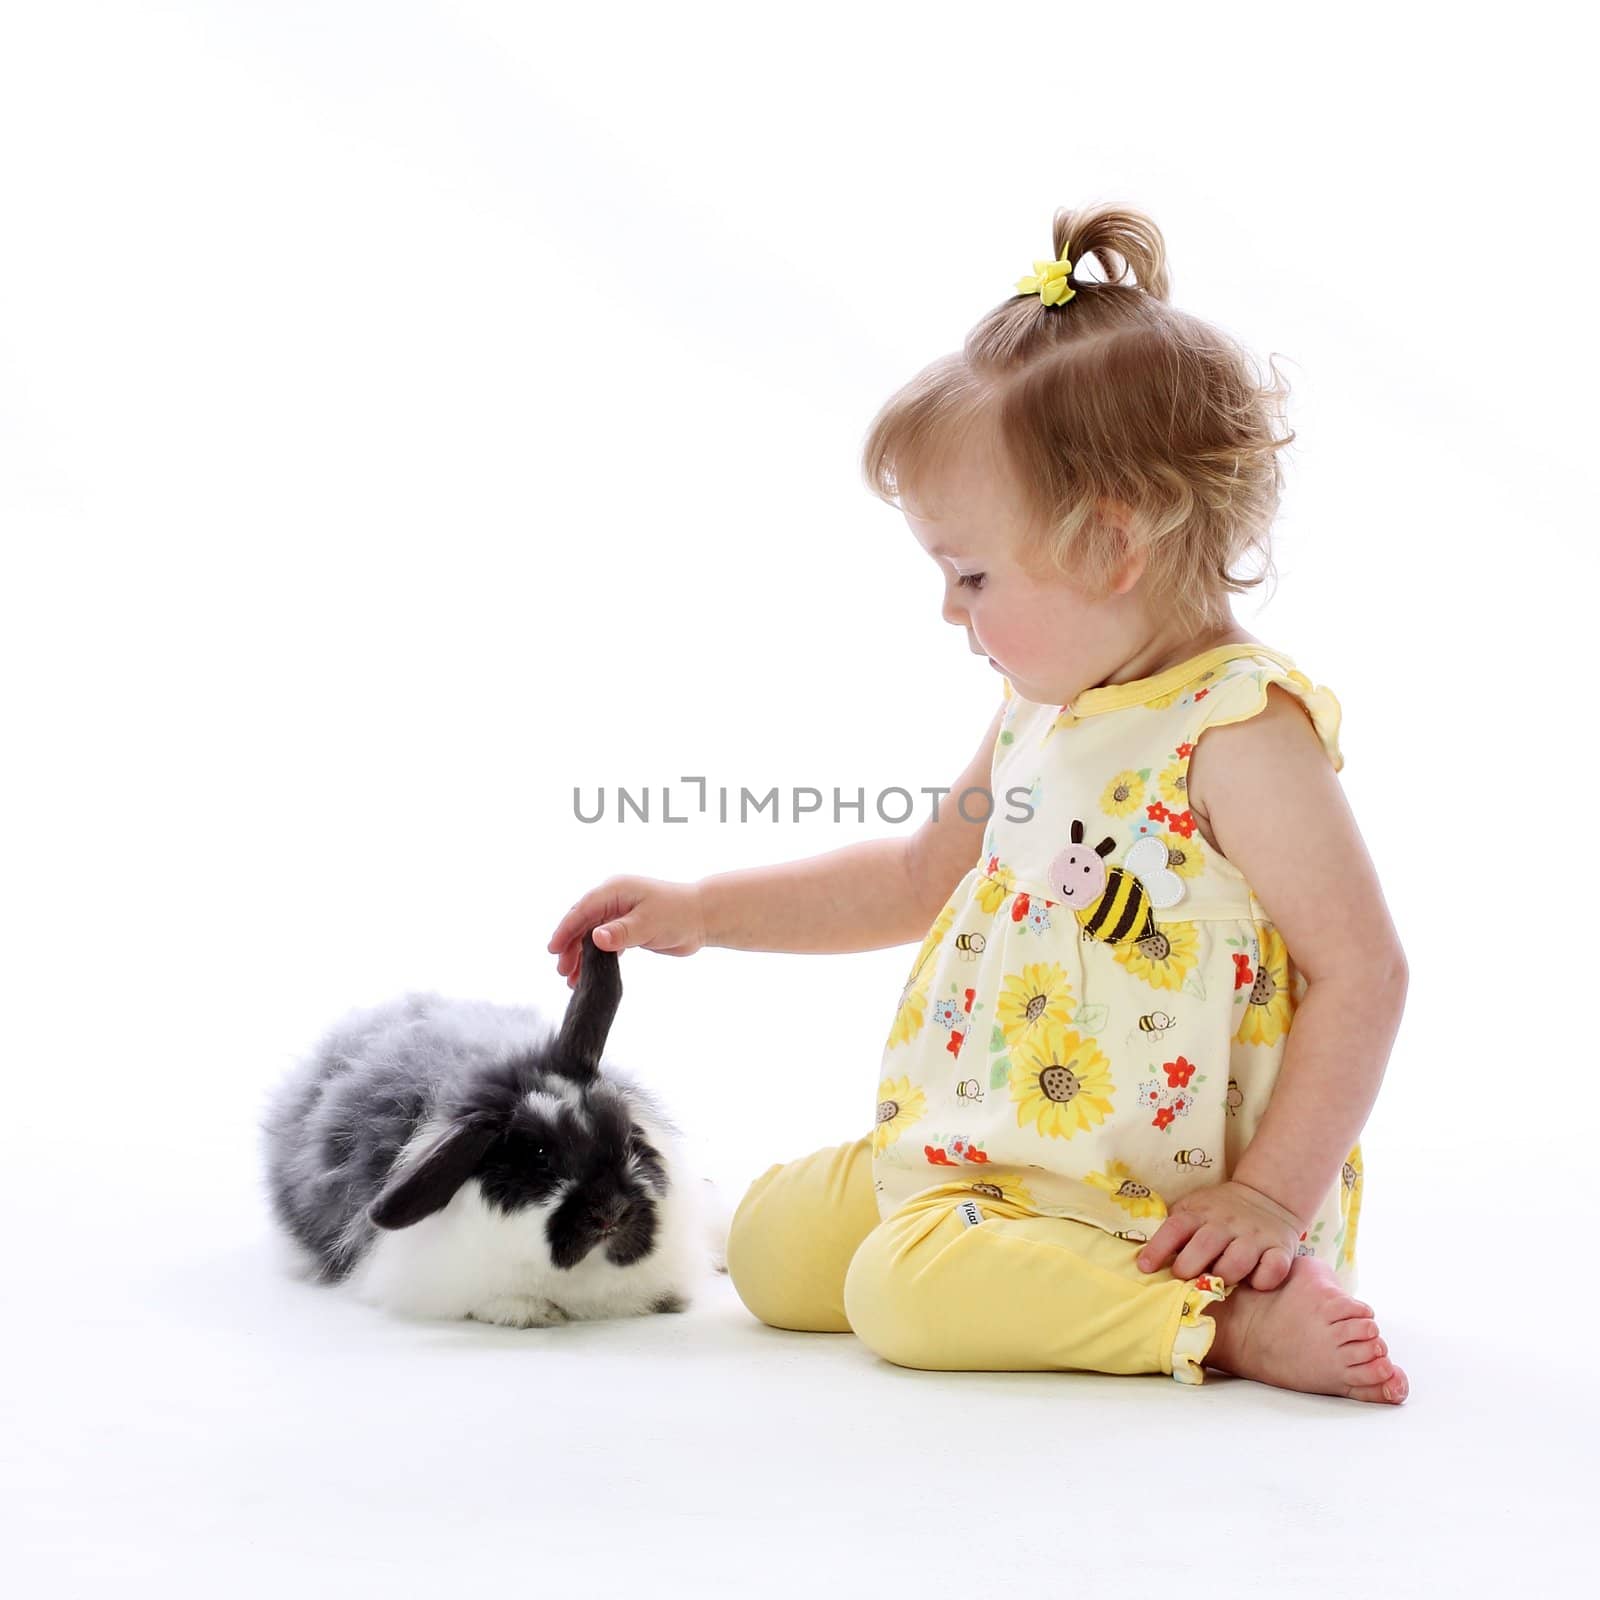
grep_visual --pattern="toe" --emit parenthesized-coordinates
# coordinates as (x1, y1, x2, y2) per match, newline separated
(1348, 1365, 1409, 1404)
(1344, 1356, 1408, 1408)
(1346, 1378, 1404, 1404)
(1346, 1353, 1396, 1386)
(1336, 1317, 1379, 1344)
(1344, 1338, 1384, 1370)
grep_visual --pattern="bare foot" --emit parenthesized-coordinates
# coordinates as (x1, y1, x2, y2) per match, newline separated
(1203, 1255, 1408, 1404)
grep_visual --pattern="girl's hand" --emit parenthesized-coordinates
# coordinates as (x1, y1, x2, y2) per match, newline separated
(546, 876, 708, 989)
(1134, 1179, 1304, 1290)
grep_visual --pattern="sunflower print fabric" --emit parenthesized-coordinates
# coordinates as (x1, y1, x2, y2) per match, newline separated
(869, 644, 1366, 1292)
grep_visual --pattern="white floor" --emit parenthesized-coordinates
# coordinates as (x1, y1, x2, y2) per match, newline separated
(5, 1170, 1588, 1599)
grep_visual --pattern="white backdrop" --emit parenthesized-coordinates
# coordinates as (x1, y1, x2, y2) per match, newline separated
(3, 2, 1593, 1593)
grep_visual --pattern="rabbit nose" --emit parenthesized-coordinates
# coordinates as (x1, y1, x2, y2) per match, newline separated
(596, 1197, 627, 1233)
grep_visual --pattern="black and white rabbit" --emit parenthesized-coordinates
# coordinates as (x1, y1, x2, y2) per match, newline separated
(264, 931, 728, 1326)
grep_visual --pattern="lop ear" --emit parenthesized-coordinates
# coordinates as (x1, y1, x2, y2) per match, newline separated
(553, 928, 622, 1082)
(369, 1119, 499, 1231)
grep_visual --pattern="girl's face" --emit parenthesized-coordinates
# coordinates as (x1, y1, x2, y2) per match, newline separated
(902, 435, 1146, 707)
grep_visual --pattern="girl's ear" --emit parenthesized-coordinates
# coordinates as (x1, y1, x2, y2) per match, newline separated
(369, 1119, 499, 1231)
(1096, 500, 1146, 595)
(1109, 547, 1147, 596)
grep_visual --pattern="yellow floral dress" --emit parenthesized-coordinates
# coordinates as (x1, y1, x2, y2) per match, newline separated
(871, 643, 1366, 1292)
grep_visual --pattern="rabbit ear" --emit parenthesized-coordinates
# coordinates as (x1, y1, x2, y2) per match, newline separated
(369, 1119, 498, 1231)
(553, 928, 622, 1082)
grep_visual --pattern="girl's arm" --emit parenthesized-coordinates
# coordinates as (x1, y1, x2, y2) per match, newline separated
(698, 699, 1006, 955)
(1189, 684, 1409, 1222)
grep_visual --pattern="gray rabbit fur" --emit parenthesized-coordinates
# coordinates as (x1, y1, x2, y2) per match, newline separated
(263, 931, 728, 1326)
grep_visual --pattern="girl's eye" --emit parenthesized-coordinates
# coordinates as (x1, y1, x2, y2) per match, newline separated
(957, 573, 986, 591)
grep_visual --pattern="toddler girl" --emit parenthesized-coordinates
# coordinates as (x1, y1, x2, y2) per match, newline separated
(546, 204, 1409, 1403)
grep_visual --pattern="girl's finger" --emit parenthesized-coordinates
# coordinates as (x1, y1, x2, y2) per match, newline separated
(592, 918, 636, 952)
(555, 925, 590, 974)
(1137, 1213, 1201, 1273)
(1212, 1238, 1262, 1287)
(548, 898, 600, 954)
(1171, 1223, 1230, 1281)
(565, 935, 589, 988)
(1250, 1245, 1295, 1291)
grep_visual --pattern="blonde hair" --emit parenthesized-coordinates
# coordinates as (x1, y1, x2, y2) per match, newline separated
(860, 204, 1293, 633)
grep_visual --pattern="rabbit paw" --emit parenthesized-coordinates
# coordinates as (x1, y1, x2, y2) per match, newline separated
(468, 1294, 570, 1328)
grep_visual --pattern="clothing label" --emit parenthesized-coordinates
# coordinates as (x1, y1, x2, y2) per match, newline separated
(954, 1199, 984, 1228)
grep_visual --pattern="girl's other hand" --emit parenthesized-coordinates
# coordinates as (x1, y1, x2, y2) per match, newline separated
(546, 876, 708, 989)
(1133, 1178, 1304, 1290)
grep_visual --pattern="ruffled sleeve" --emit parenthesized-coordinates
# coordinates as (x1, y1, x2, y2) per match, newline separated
(1193, 656, 1344, 773)
(1169, 1273, 1233, 1384)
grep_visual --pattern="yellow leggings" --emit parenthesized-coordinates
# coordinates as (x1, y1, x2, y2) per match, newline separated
(725, 1136, 1234, 1384)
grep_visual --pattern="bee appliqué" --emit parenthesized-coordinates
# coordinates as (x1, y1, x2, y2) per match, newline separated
(1045, 819, 1186, 946)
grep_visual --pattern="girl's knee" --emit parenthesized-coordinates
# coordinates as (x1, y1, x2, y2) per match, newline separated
(725, 1164, 796, 1326)
(725, 1141, 875, 1334)
(842, 1215, 950, 1369)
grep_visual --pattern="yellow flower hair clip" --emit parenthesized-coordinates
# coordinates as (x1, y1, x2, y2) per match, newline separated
(1015, 248, 1076, 307)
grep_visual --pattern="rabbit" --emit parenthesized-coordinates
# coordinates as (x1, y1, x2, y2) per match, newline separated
(263, 930, 730, 1327)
